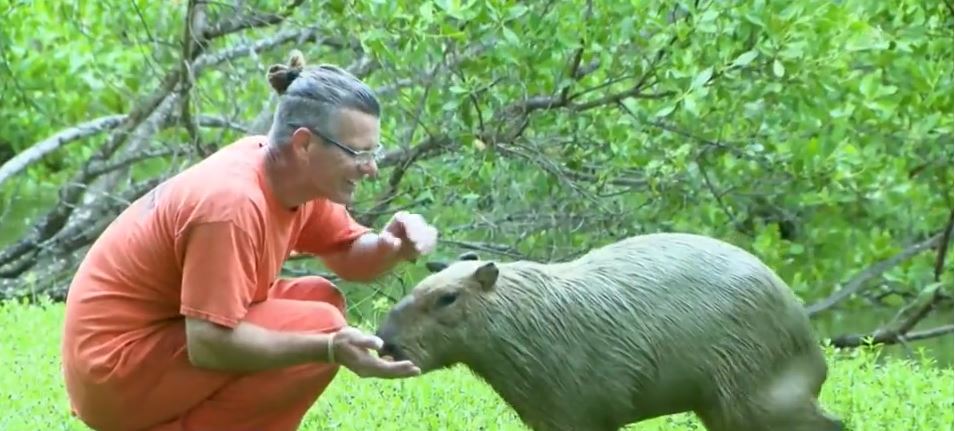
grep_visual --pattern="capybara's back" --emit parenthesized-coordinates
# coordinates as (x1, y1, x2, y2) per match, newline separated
(535, 232, 841, 430)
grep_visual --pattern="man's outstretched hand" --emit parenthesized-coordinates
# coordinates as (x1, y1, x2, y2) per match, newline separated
(330, 326, 421, 379)
(378, 211, 438, 262)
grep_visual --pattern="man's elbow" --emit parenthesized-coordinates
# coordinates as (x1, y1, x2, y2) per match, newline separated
(321, 256, 385, 283)
(184, 317, 229, 370)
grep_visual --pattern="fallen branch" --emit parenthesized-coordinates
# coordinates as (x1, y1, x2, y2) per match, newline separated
(0, 2, 322, 273)
(0, 115, 125, 188)
(829, 324, 953, 349)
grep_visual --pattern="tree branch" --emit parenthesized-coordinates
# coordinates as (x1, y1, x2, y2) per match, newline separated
(0, 115, 126, 189)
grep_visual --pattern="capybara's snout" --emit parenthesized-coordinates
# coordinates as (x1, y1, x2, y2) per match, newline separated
(375, 322, 406, 361)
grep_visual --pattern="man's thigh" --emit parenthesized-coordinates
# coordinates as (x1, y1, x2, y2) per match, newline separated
(137, 296, 347, 430)
(269, 275, 346, 312)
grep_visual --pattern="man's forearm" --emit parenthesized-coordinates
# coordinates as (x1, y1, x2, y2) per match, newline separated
(186, 318, 334, 373)
(321, 232, 407, 282)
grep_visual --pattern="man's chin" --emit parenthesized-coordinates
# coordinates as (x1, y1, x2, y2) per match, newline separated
(331, 193, 354, 205)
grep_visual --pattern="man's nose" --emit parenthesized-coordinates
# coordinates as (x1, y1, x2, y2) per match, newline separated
(360, 160, 379, 178)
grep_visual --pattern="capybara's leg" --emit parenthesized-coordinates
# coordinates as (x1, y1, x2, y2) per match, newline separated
(694, 404, 761, 431)
(696, 357, 843, 431)
(757, 396, 844, 431)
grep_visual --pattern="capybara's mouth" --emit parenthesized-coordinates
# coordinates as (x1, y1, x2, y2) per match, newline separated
(379, 342, 407, 362)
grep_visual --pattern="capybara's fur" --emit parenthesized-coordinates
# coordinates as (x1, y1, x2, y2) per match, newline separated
(376, 233, 844, 431)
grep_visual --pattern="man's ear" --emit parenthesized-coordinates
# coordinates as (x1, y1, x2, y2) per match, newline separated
(472, 262, 498, 291)
(425, 261, 449, 273)
(292, 127, 313, 153)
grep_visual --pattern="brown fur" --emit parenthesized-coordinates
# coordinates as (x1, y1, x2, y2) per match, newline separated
(376, 232, 844, 431)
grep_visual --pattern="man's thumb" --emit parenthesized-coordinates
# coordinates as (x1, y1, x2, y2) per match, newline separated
(350, 334, 385, 351)
(378, 231, 402, 250)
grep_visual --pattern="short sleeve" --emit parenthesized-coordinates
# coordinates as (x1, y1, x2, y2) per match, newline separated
(293, 200, 372, 256)
(179, 221, 259, 328)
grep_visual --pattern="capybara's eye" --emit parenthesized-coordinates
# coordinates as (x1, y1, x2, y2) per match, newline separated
(435, 292, 458, 308)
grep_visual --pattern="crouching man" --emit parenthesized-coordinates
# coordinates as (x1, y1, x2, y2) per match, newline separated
(60, 51, 433, 431)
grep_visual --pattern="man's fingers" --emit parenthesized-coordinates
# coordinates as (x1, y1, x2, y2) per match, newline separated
(403, 222, 438, 254)
(347, 333, 385, 351)
(378, 230, 402, 250)
(413, 226, 438, 254)
(366, 358, 421, 378)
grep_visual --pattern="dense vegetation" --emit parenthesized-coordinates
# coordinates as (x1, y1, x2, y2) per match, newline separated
(1, 0, 952, 361)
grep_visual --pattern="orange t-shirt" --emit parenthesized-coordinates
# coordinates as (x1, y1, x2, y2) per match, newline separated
(61, 135, 369, 395)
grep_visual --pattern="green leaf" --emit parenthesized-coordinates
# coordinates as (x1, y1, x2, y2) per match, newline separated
(773, 59, 785, 78)
(732, 50, 759, 67)
(691, 66, 713, 90)
(654, 104, 676, 118)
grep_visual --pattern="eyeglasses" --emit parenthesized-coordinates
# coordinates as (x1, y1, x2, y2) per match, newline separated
(289, 123, 384, 165)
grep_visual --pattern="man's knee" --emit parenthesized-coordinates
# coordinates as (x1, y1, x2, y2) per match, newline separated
(244, 299, 346, 334)
(270, 276, 346, 311)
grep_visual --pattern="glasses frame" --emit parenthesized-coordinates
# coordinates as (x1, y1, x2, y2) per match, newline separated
(289, 123, 384, 165)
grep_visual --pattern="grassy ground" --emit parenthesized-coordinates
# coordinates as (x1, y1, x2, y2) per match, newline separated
(2, 298, 952, 431)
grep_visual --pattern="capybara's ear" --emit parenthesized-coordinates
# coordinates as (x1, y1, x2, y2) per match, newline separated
(425, 261, 449, 273)
(472, 262, 498, 291)
(287, 49, 306, 69)
(458, 251, 480, 261)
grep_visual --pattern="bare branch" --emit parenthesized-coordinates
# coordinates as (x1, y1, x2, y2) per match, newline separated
(86, 147, 191, 178)
(357, 135, 452, 227)
(180, 0, 209, 156)
(202, 0, 307, 39)
(806, 231, 946, 317)
(437, 239, 530, 260)
(192, 28, 347, 71)
(933, 209, 953, 281)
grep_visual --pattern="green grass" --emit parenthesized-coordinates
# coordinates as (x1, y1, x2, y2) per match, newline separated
(2, 298, 953, 431)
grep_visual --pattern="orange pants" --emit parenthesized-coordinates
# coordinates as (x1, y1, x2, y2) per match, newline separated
(69, 276, 347, 431)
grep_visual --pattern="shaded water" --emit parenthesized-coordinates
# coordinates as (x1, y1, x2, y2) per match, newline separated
(1, 195, 952, 367)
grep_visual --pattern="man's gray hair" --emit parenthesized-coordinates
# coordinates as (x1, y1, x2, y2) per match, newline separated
(265, 51, 379, 149)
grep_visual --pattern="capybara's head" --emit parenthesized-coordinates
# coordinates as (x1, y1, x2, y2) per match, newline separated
(376, 252, 498, 372)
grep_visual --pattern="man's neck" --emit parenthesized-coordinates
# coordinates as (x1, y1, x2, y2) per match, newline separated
(262, 146, 308, 211)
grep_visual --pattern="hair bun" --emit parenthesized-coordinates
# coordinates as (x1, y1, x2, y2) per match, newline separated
(266, 49, 307, 94)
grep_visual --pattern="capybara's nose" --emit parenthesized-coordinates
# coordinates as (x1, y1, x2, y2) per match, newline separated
(379, 341, 406, 361)
(375, 326, 398, 357)
(379, 341, 397, 357)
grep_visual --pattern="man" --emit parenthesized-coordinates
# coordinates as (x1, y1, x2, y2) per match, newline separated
(60, 51, 435, 431)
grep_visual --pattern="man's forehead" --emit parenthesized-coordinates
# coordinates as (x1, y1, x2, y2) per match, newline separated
(334, 110, 380, 151)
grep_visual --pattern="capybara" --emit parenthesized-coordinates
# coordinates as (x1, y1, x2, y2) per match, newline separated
(375, 232, 843, 431)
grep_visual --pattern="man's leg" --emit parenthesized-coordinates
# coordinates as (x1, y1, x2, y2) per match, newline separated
(268, 275, 346, 309)
(148, 277, 348, 431)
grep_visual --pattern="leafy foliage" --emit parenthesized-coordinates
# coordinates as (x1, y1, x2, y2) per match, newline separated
(0, 0, 951, 358)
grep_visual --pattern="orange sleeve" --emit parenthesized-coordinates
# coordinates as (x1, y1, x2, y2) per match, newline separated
(293, 200, 371, 256)
(179, 221, 259, 328)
